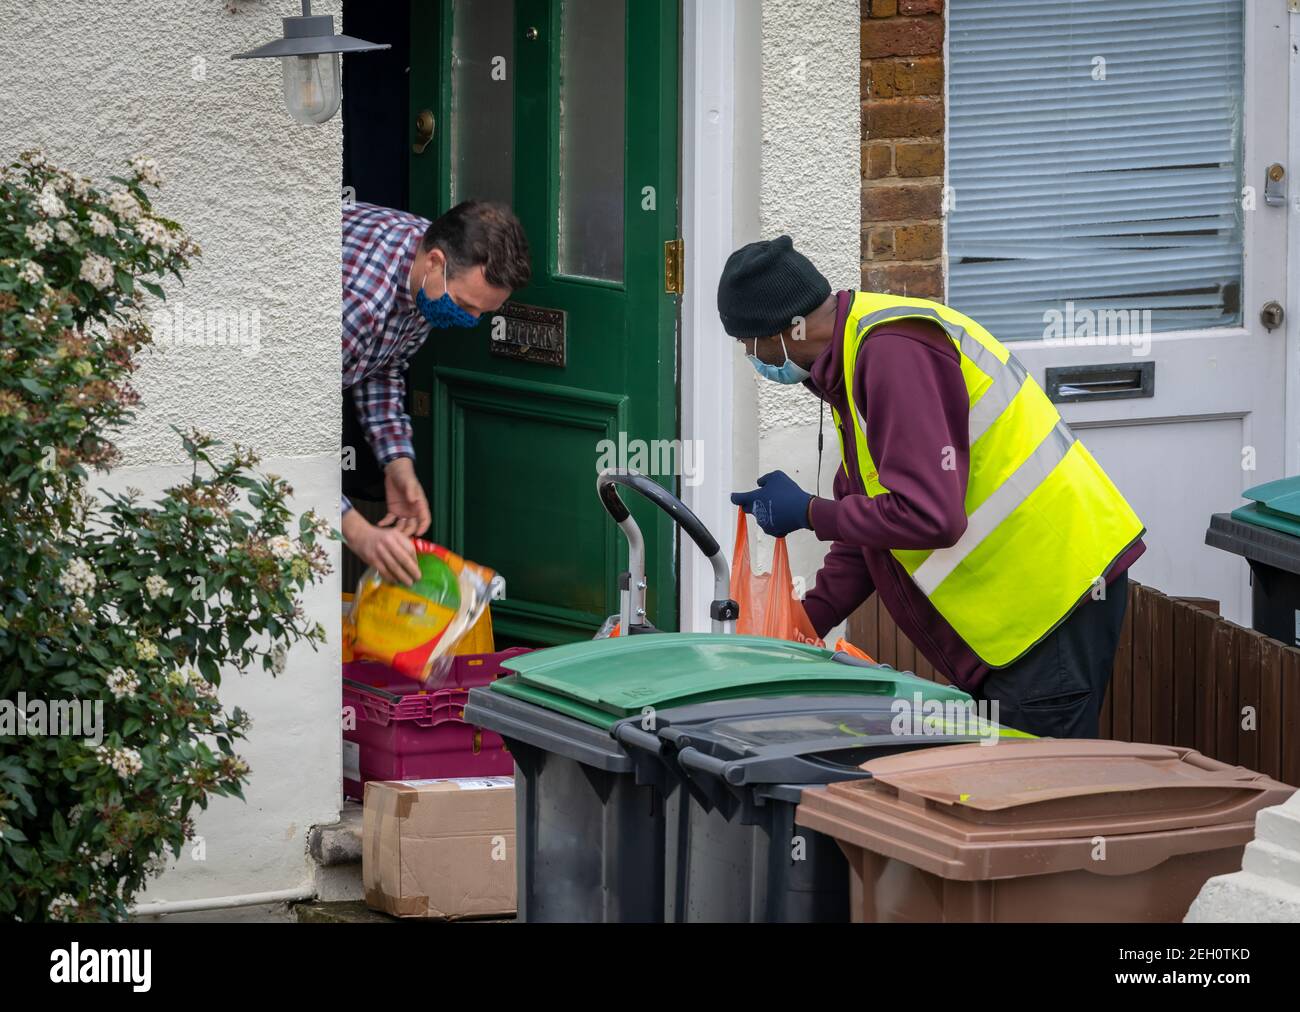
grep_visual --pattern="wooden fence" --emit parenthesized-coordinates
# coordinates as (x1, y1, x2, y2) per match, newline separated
(846, 580, 1300, 786)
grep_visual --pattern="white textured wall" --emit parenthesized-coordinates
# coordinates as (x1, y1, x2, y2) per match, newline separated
(0, 0, 344, 904)
(0, 0, 342, 463)
(94, 458, 342, 905)
(738, 0, 861, 617)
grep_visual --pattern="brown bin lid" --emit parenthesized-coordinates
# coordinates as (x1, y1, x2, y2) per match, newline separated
(795, 740, 1295, 880)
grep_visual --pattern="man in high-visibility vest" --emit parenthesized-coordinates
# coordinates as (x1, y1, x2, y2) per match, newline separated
(722, 236, 1146, 738)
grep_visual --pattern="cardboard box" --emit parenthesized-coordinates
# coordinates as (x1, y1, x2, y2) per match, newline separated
(363, 776, 516, 920)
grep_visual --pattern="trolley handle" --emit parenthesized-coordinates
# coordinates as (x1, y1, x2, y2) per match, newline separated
(596, 469, 737, 634)
(597, 470, 720, 559)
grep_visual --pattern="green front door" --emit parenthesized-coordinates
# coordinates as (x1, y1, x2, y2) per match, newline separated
(407, 0, 680, 645)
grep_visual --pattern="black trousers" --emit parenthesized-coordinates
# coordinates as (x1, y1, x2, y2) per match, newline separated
(973, 572, 1128, 739)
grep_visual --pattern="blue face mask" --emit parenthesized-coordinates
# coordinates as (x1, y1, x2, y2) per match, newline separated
(746, 334, 811, 385)
(416, 268, 481, 329)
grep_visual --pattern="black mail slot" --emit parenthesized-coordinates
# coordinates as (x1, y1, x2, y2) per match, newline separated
(1045, 362, 1154, 404)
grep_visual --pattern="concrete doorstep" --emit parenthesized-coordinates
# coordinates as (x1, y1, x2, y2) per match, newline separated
(307, 800, 365, 905)
(1186, 792, 1300, 922)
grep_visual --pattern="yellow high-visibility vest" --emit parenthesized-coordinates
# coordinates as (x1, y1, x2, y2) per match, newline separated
(835, 292, 1144, 668)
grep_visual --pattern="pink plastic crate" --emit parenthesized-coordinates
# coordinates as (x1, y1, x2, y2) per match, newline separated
(342, 648, 530, 801)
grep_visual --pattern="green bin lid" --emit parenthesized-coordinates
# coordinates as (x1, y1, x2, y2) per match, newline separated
(493, 633, 971, 726)
(1231, 476, 1300, 538)
(491, 676, 627, 730)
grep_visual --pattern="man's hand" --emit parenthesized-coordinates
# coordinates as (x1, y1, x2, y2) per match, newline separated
(730, 470, 815, 538)
(342, 509, 422, 585)
(382, 456, 431, 537)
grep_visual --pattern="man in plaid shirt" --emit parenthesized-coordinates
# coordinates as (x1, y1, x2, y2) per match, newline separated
(342, 200, 530, 583)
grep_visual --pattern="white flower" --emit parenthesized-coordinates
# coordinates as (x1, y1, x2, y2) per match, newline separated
(48, 894, 78, 920)
(134, 217, 174, 251)
(58, 557, 96, 596)
(107, 189, 141, 222)
(271, 645, 288, 675)
(54, 220, 76, 244)
(93, 744, 143, 778)
(25, 222, 53, 250)
(70, 176, 92, 199)
(145, 573, 168, 600)
(18, 260, 44, 286)
(105, 666, 139, 700)
(37, 184, 67, 218)
(19, 149, 49, 170)
(130, 155, 164, 187)
(88, 212, 115, 237)
(192, 677, 219, 701)
(267, 535, 296, 561)
(134, 639, 159, 662)
(118, 747, 143, 775)
(79, 252, 114, 290)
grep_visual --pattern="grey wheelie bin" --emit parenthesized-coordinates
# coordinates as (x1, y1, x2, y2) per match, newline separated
(611, 693, 1018, 922)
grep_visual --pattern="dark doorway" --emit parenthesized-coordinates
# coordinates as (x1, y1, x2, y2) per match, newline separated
(342, 2, 412, 211)
(340, 2, 414, 591)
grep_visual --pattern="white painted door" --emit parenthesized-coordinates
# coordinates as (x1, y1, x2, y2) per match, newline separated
(947, 0, 1292, 623)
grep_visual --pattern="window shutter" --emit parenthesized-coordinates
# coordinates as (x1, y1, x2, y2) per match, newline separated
(947, 0, 1245, 340)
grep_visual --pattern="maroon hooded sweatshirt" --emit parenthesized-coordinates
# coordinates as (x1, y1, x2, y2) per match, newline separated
(801, 291, 1145, 694)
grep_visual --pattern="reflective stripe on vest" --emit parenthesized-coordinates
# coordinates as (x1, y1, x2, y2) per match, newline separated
(912, 418, 1074, 595)
(837, 293, 1145, 668)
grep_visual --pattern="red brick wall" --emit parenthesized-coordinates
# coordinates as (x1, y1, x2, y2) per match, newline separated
(861, 0, 945, 299)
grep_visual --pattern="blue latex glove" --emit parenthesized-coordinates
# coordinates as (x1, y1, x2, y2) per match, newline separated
(731, 471, 814, 538)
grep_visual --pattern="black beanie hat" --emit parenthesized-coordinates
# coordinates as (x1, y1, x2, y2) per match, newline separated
(716, 235, 832, 339)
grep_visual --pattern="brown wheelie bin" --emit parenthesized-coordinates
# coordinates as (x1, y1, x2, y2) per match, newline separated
(795, 739, 1294, 922)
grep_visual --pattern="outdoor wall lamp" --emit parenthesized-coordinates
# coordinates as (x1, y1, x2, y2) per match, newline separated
(232, 1, 390, 126)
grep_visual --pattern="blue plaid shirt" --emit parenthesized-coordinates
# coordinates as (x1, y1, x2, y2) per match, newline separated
(341, 202, 432, 513)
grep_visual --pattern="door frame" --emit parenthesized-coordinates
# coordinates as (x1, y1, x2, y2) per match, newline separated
(1287, 0, 1300, 475)
(680, 0, 737, 633)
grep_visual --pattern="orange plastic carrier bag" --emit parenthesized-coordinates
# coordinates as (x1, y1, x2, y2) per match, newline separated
(731, 508, 823, 647)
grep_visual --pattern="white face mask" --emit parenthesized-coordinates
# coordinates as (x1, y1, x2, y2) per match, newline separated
(746, 334, 812, 385)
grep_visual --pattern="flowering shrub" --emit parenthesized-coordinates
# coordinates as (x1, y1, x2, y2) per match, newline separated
(0, 151, 331, 921)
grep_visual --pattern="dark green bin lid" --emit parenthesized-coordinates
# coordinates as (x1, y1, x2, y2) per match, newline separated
(493, 633, 971, 728)
(1232, 477, 1300, 537)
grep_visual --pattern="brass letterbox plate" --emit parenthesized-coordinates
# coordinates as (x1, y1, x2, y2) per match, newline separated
(490, 301, 566, 367)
